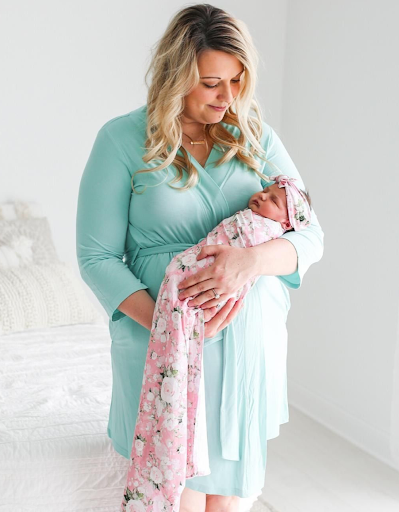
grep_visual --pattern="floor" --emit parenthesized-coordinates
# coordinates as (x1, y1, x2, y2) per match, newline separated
(250, 406, 399, 512)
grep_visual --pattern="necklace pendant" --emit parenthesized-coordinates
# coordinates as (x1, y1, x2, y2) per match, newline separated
(190, 141, 205, 145)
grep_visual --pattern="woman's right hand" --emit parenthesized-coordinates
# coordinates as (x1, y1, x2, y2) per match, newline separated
(203, 298, 244, 338)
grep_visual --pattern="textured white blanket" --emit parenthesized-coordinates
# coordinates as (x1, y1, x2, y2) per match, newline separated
(0, 323, 130, 512)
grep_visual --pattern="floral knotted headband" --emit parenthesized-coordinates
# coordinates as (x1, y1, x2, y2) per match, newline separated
(269, 174, 312, 231)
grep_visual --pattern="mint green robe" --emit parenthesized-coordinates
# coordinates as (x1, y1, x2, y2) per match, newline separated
(76, 104, 324, 497)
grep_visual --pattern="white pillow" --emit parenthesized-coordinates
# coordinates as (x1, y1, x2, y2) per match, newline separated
(0, 201, 59, 269)
(0, 262, 103, 336)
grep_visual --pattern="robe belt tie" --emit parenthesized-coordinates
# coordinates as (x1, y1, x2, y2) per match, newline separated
(125, 242, 197, 268)
(126, 241, 241, 462)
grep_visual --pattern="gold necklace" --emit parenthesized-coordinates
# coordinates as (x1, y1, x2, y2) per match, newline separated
(182, 125, 207, 145)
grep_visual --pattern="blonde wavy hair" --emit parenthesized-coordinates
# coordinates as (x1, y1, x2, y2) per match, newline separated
(131, 3, 276, 194)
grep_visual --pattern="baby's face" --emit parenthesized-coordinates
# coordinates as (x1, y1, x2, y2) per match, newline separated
(248, 183, 292, 230)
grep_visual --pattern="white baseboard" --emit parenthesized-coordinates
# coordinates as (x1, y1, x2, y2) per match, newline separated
(288, 379, 399, 472)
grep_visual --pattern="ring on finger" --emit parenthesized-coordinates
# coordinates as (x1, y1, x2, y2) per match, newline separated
(211, 288, 220, 300)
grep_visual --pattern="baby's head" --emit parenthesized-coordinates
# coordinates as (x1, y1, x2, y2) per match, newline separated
(248, 175, 312, 231)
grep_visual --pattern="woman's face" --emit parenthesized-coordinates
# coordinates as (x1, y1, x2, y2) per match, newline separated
(181, 49, 244, 125)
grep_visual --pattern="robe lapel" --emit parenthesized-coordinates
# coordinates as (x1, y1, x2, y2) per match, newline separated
(177, 145, 232, 230)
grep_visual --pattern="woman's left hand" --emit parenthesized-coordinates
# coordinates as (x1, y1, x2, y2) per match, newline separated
(177, 245, 256, 309)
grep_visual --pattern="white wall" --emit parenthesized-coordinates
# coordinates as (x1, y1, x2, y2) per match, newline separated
(2, 0, 398, 472)
(281, 0, 399, 471)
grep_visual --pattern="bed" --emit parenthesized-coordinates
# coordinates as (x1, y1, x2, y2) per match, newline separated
(0, 323, 130, 512)
(0, 200, 129, 511)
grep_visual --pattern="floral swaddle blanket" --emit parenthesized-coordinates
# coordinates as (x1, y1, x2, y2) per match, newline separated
(121, 207, 285, 512)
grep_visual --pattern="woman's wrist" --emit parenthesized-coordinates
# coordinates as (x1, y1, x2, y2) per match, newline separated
(117, 289, 156, 331)
(246, 238, 298, 277)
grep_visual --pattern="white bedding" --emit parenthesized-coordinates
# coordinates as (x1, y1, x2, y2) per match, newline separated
(0, 323, 130, 512)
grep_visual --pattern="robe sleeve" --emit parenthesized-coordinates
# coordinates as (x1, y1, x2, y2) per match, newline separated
(260, 124, 324, 289)
(76, 125, 149, 322)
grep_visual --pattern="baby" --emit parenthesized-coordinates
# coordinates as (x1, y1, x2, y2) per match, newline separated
(248, 180, 311, 230)
(121, 174, 311, 512)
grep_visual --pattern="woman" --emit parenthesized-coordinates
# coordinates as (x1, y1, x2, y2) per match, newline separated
(76, 4, 324, 512)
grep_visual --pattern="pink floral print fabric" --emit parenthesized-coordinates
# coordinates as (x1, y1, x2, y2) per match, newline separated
(121, 208, 285, 512)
